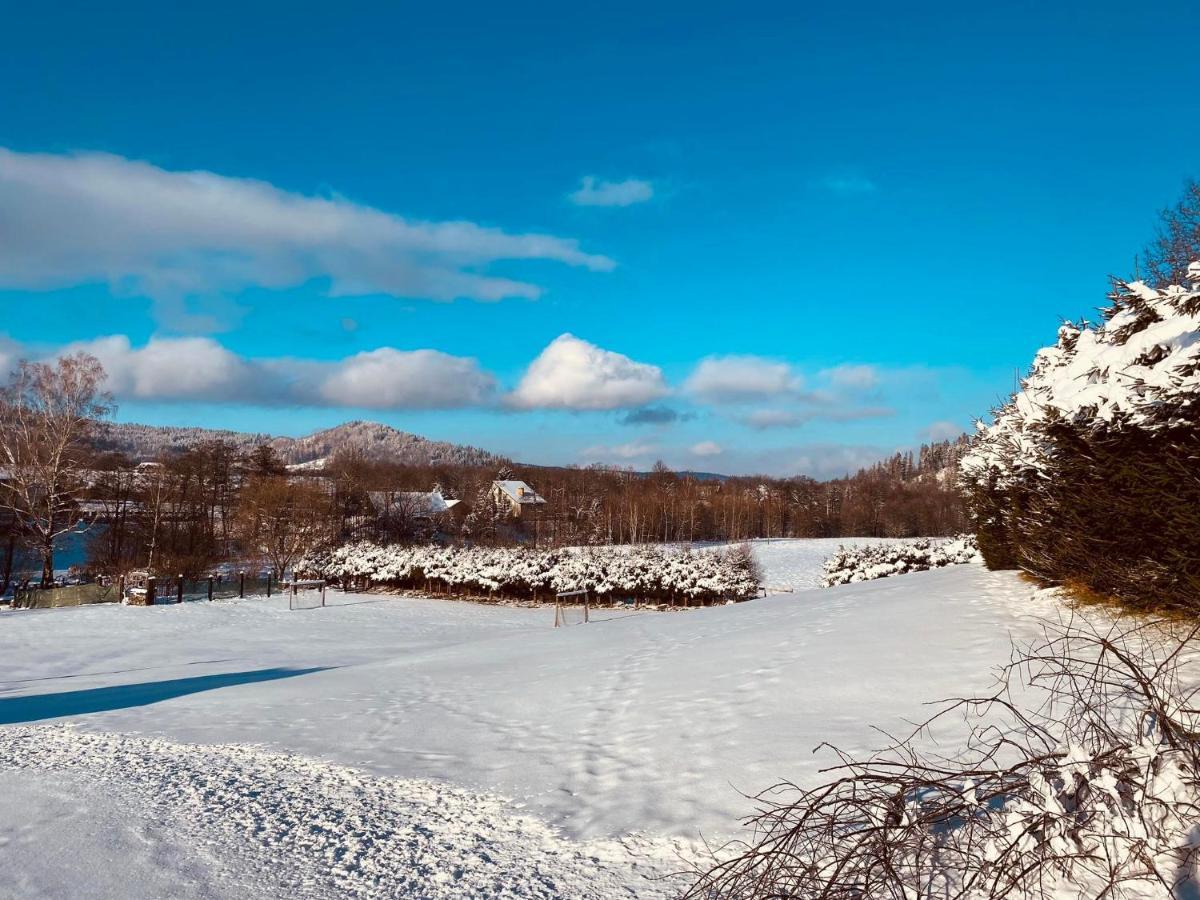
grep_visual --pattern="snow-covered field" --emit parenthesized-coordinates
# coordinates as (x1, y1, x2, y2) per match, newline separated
(0, 539, 1062, 899)
(742, 536, 924, 590)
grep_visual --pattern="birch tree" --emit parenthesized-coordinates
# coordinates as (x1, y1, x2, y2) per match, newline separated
(0, 354, 112, 586)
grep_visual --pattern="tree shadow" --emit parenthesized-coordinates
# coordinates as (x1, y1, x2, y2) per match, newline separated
(0, 667, 330, 725)
(0, 658, 240, 686)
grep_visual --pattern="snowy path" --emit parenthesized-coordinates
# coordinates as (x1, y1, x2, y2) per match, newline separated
(0, 541, 1063, 897)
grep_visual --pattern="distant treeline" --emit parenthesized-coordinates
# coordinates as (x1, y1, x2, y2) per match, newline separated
(3, 353, 968, 586)
(69, 432, 969, 580)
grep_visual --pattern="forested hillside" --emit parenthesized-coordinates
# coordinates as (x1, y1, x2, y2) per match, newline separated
(93, 420, 505, 468)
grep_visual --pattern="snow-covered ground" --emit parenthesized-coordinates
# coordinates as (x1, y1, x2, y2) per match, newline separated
(739, 536, 924, 590)
(0, 540, 1062, 898)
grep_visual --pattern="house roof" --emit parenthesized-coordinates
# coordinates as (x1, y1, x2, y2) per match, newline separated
(369, 490, 459, 515)
(493, 480, 546, 504)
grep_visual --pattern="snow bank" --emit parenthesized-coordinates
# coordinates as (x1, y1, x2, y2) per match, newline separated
(821, 536, 980, 587)
(304, 541, 761, 605)
(0, 724, 686, 899)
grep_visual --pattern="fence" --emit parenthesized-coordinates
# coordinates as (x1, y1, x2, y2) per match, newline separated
(12, 582, 121, 609)
(9, 572, 308, 609)
(140, 573, 282, 604)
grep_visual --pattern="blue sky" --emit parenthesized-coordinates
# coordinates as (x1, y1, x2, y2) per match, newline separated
(2, 1, 1197, 477)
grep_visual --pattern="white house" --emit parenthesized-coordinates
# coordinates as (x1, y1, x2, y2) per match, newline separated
(369, 490, 461, 522)
(491, 480, 546, 518)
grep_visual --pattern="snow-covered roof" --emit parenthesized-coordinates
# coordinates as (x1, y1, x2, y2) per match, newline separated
(369, 490, 459, 516)
(286, 457, 330, 473)
(493, 480, 546, 504)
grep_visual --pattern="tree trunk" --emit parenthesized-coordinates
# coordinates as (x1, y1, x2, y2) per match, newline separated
(0, 533, 14, 596)
(41, 535, 54, 587)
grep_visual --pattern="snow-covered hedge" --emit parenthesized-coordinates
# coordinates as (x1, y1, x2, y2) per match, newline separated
(300, 542, 761, 606)
(960, 263, 1200, 609)
(821, 536, 980, 587)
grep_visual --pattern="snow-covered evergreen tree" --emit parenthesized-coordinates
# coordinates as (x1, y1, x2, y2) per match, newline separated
(960, 262, 1200, 608)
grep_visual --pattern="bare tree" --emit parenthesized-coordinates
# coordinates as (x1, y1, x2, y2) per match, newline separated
(0, 354, 113, 586)
(1140, 179, 1200, 287)
(232, 476, 336, 580)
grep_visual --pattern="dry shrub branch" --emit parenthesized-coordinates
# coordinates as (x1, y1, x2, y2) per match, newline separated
(686, 615, 1200, 899)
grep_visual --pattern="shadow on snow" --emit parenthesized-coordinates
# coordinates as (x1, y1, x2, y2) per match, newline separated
(0, 667, 330, 725)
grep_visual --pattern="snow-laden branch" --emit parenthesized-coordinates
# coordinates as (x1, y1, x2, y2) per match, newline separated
(685, 615, 1200, 899)
(961, 262, 1200, 490)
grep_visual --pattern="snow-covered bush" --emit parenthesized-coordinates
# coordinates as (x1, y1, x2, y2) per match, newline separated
(687, 617, 1200, 899)
(299, 542, 761, 606)
(960, 263, 1200, 609)
(821, 536, 980, 587)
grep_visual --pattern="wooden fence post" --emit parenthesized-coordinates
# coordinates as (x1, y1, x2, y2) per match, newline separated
(146, 577, 156, 606)
(177, 575, 184, 604)
(267, 573, 272, 597)
(239, 571, 245, 598)
(208, 576, 214, 601)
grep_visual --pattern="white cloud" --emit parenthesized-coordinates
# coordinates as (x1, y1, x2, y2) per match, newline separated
(46, 335, 492, 409)
(508, 334, 669, 411)
(684, 355, 803, 404)
(690, 440, 723, 457)
(612, 441, 660, 459)
(0, 148, 614, 319)
(66, 335, 264, 402)
(568, 176, 654, 207)
(822, 363, 880, 391)
(315, 348, 496, 409)
(578, 441, 662, 467)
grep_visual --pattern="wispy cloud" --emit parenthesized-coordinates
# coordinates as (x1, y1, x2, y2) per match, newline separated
(508, 334, 668, 411)
(618, 405, 692, 426)
(690, 440, 723, 457)
(738, 406, 895, 430)
(0, 148, 614, 326)
(821, 363, 880, 390)
(580, 441, 660, 463)
(568, 175, 654, 207)
(683, 355, 804, 404)
(686, 358, 896, 429)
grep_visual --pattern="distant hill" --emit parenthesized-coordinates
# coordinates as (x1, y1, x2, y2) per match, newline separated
(92, 420, 507, 469)
(91, 422, 270, 458)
